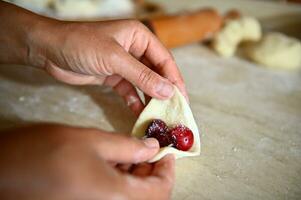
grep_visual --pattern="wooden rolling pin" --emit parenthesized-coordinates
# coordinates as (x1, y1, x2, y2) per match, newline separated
(142, 9, 222, 48)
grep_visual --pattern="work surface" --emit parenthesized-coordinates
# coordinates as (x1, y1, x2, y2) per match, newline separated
(1, 0, 301, 199)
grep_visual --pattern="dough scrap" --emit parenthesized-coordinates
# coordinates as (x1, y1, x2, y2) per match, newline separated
(213, 16, 262, 57)
(246, 32, 301, 70)
(52, 0, 135, 19)
(6, 0, 52, 13)
(131, 87, 201, 162)
(6, 0, 135, 19)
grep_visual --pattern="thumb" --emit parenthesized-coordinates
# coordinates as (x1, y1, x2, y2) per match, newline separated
(95, 133, 160, 164)
(110, 45, 174, 99)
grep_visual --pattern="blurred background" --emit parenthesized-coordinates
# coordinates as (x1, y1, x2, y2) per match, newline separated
(4, 0, 301, 19)
(4, 0, 301, 39)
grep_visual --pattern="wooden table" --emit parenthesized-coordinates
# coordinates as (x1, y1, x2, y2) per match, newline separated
(0, 0, 301, 199)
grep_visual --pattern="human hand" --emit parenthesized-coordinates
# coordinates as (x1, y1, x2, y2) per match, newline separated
(28, 19, 187, 115)
(0, 2, 187, 115)
(0, 124, 175, 200)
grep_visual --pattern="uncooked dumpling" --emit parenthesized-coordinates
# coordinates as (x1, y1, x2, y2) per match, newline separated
(131, 87, 201, 162)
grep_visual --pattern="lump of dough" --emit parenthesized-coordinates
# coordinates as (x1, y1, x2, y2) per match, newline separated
(52, 0, 100, 18)
(52, 0, 135, 19)
(246, 33, 301, 70)
(131, 87, 201, 163)
(213, 16, 262, 57)
(5, 0, 53, 14)
(6, 0, 135, 19)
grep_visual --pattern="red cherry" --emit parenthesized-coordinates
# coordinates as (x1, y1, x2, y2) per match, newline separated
(169, 125, 194, 151)
(145, 119, 171, 147)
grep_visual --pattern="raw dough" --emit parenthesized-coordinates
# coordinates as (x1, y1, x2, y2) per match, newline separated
(5, 0, 52, 13)
(131, 87, 201, 162)
(52, 0, 135, 19)
(246, 32, 301, 70)
(6, 0, 135, 19)
(213, 16, 262, 57)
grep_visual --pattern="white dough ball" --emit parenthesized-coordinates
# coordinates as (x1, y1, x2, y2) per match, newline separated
(247, 33, 301, 70)
(52, 0, 135, 19)
(213, 16, 262, 57)
(5, 0, 52, 14)
(6, 0, 136, 19)
(52, 0, 100, 18)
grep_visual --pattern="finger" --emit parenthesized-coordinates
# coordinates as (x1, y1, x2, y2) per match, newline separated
(93, 133, 160, 164)
(45, 62, 104, 85)
(150, 154, 175, 184)
(131, 163, 153, 177)
(141, 56, 189, 102)
(123, 155, 175, 200)
(114, 79, 144, 116)
(103, 74, 123, 87)
(140, 58, 155, 105)
(142, 55, 188, 102)
(104, 75, 144, 116)
(129, 26, 188, 101)
(144, 93, 151, 105)
(144, 36, 187, 99)
(116, 163, 133, 173)
(110, 45, 174, 100)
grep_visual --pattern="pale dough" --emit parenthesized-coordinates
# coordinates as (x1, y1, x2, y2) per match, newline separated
(131, 87, 201, 162)
(6, 0, 135, 19)
(52, 0, 135, 19)
(5, 0, 52, 13)
(246, 32, 301, 70)
(213, 16, 262, 57)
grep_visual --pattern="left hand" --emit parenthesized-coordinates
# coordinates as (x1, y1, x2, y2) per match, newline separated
(29, 19, 187, 116)
(0, 2, 188, 116)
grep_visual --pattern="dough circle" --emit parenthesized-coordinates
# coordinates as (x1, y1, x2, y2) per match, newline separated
(131, 87, 201, 162)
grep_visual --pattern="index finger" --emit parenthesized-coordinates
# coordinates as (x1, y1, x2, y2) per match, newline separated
(124, 154, 175, 200)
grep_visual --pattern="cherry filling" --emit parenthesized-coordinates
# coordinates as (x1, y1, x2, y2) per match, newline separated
(145, 119, 194, 151)
(169, 125, 194, 151)
(145, 119, 171, 147)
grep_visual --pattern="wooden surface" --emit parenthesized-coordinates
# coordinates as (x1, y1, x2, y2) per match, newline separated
(0, 0, 301, 199)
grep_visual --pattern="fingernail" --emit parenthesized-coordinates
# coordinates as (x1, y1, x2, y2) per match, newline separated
(143, 138, 159, 148)
(156, 81, 174, 98)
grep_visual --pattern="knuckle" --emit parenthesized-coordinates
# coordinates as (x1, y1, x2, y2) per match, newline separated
(160, 182, 173, 200)
(160, 172, 174, 192)
(98, 55, 113, 75)
(105, 45, 124, 72)
(165, 179, 174, 191)
(125, 19, 150, 35)
(131, 139, 147, 163)
(122, 176, 139, 199)
(126, 19, 144, 29)
(138, 68, 155, 89)
(173, 76, 184, 86)
(157, 57, 175, 70)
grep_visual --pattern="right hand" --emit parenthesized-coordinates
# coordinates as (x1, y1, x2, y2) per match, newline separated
(0, 124, 175, 200)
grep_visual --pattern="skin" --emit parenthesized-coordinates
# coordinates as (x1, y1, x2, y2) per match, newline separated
(0, 1, 188, 115)
(0, 124, 175, 200)
(0, 1, 188, 199)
